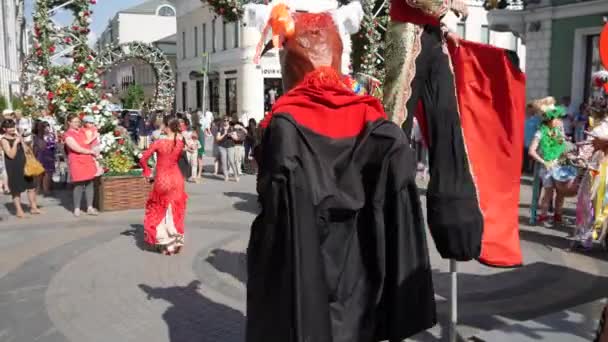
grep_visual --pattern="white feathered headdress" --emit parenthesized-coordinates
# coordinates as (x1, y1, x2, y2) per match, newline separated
(244, 0, 364, 74)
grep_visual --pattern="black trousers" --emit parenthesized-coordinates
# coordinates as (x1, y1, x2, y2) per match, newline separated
(402, 26, 483, 260)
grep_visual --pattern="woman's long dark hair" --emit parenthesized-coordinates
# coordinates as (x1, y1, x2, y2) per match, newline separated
(163, 115, 181, 147)
(34, 121, 50, 137)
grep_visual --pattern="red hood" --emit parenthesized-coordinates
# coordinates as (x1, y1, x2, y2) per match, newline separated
(260, 67, 386, 139)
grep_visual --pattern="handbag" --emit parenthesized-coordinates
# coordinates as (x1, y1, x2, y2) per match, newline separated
(178, 138, 191, 179)
(24, 145, 45, 177)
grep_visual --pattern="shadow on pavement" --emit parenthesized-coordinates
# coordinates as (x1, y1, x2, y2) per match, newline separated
(206, 249, 247, 284)
(138, 281, 245, 342)
(223, 191, 259, 214)
(431, 262, 608, 339)
(121, 224, 152, 252)
(204, 248, 607, 341)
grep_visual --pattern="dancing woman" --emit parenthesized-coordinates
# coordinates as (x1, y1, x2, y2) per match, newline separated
(140, 116, 188, 255)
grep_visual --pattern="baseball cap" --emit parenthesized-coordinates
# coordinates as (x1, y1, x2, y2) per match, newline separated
(82, 115, 95, 123)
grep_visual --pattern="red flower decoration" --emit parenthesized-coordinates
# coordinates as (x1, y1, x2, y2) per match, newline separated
(86, 81, 95, 89)
(77, 65, 86, 73)
(72, 25, 79, 31)
(90, 0, 97, 4)
(40, 69, 49, 76)
(114, 130, 121, 137)
(48, 45, 56, 53)
(64, 37, 72, 44)
(36, 49, 43, 57)
(66, 97, 73, 103)
(118, 139, 125, 145)
(87, 55, 94, 61)
(47, 92, 54, 100)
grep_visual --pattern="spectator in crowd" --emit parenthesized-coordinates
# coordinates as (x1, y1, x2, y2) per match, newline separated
(0, 119, 9, 194)
(33, 120, 57, 195)
(182, 118, 199, 183)
(63, 113, 99, 217)
(1, 119, 41, 218)
(14, 110, 32, 138)
(244, 118, 259, 174)
(523, 104, 541, 174)
(574, 103, 588, 143)
(151, 115, 166, 143)
(412, 117, 427, 178)
(82, 116, 103, 177)
(216, 117, 239, 182)
(211, 118, 221, 176)
(560, 96, 575, 139)
(192, 111, 208, 180)
(231, 117, 247, 177)
(2, 109, 14, 120)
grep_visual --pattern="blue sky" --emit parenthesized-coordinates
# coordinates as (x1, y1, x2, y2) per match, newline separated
(25, 0, 147, 44)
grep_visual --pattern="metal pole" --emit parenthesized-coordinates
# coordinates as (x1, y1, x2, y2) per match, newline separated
(448, 259, 458, 342)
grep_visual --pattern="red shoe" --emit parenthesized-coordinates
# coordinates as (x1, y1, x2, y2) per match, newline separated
(537, 214, 550, 224)
(554, 213, 563, 224)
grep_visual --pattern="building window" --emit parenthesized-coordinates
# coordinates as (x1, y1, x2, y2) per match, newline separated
(584, 34, 604, 101)
(182, 31, 186, 59)
(157, 5, 176, 17)
(209, 79, 219, 113)
(223, 21, 227, 50)
(234, 21, 240, 48)
(203, 23, 207, 52)
(457, 22, 466, 40)
(212, 19, 216, 52)
(194, 26, 199, 57)
(225, 78, 237, 117)
(196, 80, 203, 110)
(480, 25, 490, 44)
(182, 82, 188, 112)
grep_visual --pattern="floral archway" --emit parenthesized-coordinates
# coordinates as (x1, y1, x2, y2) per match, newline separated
(96, 41, 175, 111)
(21, 0, 103, 118)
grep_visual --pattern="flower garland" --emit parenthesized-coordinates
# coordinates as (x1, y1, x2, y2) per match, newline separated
(351, 0, 387, 82)
(26, 0, 142, 175)
(205, 0, 245, 22)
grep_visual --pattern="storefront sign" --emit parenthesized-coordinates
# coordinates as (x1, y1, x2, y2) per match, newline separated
(262, 69, 282, 76)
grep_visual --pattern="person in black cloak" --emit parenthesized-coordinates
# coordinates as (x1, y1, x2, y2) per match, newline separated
(244, 2, 437, 342)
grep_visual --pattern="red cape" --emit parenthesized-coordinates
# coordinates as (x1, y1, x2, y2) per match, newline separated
(417, 40, 525, 267)
(261, 67, 386, 138)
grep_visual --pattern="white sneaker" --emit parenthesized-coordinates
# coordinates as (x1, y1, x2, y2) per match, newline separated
(74, 208, 81, 217)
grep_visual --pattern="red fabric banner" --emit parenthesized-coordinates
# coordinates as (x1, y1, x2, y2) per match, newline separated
(449, 40, 525, 267)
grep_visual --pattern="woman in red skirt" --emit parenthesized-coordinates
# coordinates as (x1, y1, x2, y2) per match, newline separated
(140, 116, 188, 255)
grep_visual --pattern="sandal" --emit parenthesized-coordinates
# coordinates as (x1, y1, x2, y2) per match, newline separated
(30, 208, 43, 215)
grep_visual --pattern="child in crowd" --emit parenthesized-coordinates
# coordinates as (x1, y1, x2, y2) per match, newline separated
(528, 97, 569, 224)
(82, 116, 103, 176)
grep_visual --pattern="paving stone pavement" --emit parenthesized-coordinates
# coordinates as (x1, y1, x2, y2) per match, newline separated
(0, 172, 607, 342)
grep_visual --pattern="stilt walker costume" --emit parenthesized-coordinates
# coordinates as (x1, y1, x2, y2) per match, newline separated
(383, 0, 525, 267)
(244, 2, 436, 341)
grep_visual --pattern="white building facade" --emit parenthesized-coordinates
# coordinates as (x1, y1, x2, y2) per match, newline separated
(174, 0, 349, 122)
(0, 0, 27, 101)
(96, 0, 177, 104)
(443, 0, 526, 70)
(489, 0, 607, 105)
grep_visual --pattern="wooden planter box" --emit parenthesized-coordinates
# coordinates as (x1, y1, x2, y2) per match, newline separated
(96, 175, 152, 211)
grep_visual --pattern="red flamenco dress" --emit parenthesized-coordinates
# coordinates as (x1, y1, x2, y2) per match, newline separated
(140, 138, 188, 253)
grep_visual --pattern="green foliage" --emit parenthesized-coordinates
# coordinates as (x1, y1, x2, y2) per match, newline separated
(0, 96, 7, 112)
(123, 84, 145, 109)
